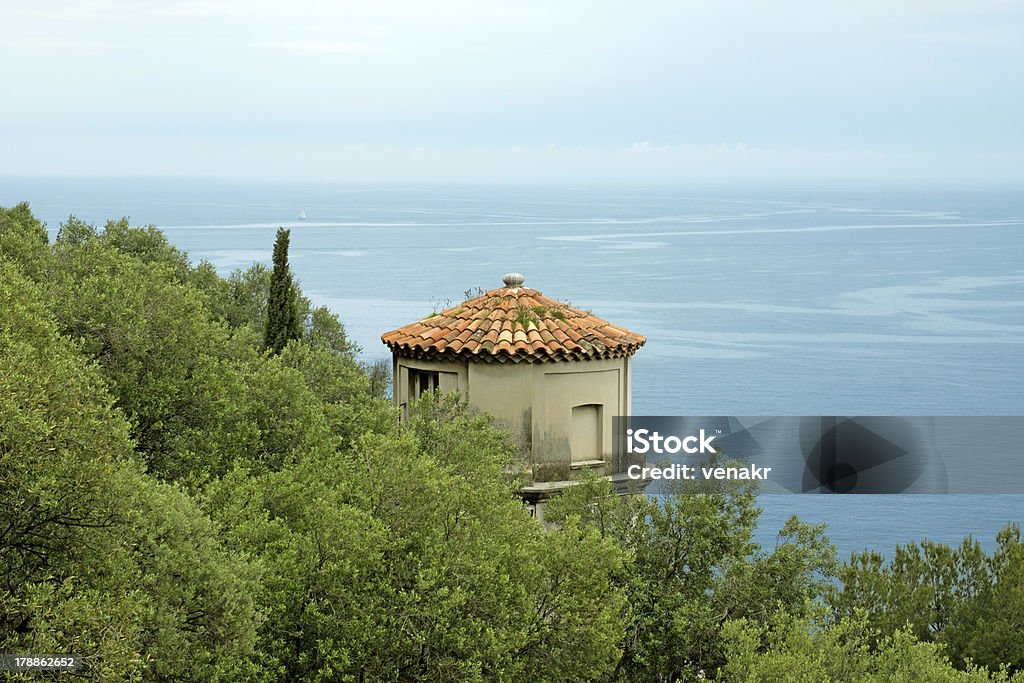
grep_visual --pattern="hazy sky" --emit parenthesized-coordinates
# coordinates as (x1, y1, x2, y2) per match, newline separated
(3, 0, 1022, 182)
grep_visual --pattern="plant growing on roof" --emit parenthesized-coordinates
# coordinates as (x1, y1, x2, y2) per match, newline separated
(515, 305, 538, 329)
(427, 296, 452, 315)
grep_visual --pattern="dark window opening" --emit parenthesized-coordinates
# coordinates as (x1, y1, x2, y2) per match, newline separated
(410, 369, 439, 399)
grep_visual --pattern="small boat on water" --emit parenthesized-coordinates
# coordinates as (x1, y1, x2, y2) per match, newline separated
(299, 210, 307, 220)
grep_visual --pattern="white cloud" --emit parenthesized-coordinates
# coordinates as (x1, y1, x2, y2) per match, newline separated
(6, 132, 1020, 183)
(0, 38, 137, 50)
(253, 40, 371, 54)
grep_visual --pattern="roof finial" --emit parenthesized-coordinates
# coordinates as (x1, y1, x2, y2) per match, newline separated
(502, 272, 525, 287)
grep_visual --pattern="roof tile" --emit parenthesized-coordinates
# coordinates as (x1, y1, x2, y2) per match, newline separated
(381, 283, 645, 363)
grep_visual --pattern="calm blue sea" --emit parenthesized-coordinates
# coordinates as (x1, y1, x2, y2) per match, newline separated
(4, 177, 1022, 559)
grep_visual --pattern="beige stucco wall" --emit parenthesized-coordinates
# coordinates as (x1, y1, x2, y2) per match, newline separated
(466, 361, 535, 450)
(393, 353, 633, 479)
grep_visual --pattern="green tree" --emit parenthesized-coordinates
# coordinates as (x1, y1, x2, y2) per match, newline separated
(98, 217, 191, 281)
(55, 214, 98, 245)
(278, 340, 393, 449)
(0, 263, 262, 681)
(837, 525, 1024, 672)
(366, 357, 393, 399)
(545, 469, 837, 682)
(0, 201, 50, 279)
(264, 227, 302, 354)
(308, 304, 359, 356)
(205, 393, 627, 682)
(44, 222, 370, 485)
(950, 525, 1024, 671)
(720, 608, 1023, 682)
(44, 238, 261, 483)
(0, 263, 137, 630)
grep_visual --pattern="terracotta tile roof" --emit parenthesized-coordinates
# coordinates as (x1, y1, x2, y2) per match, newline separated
(382, 275, 646, 364)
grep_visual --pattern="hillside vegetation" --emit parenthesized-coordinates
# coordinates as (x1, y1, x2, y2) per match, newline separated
(1, 203, 1020, 682)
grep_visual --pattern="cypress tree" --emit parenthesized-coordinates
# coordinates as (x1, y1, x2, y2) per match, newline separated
(264, 227, 302, 354)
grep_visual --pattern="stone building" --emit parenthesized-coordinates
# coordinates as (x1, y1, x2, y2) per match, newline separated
(381, 273, 646, 516)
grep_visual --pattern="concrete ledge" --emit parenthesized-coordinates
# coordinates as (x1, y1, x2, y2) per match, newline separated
(570, 459, 607, 470)
(518, 472, 651, 507)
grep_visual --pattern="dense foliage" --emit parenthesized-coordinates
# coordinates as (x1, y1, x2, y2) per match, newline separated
(836, 525, 1024, 673)
(1, 202, 1021, 681)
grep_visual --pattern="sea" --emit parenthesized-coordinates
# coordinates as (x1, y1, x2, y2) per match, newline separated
(4, 177, 1022, 560)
